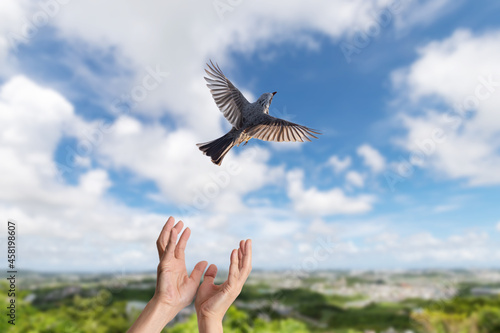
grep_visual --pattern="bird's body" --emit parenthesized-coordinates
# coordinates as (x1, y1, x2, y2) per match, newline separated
(197, 61, 320, 165)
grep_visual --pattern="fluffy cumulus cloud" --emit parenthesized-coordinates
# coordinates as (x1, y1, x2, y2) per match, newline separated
(328, 155, 351, 174)
(92, 115, 285, 210)
(357, 144, 386, 173)
(286, 169, 375, 216)
(0, 76, 230, 270)
(392, 29, 500, 186)
(0, 76, 161, 270)
(0, 75, 81, 200)
(346, 171, 365, 188)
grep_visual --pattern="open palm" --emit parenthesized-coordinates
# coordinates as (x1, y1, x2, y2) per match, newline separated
(195, 239, 252, 321)
(154, 217, 207, 310)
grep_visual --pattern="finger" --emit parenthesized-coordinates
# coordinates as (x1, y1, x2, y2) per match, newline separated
(238, 247, 243, 270)
(173, 220, 184, 234)
(156, 217, 175, 260)
(239, 240, 245, 270)
(156, 217, 175, 254)
(228, 249, 239, 286)
(189, 261, 208, 284)
(239, 240, 245, 255)
(163, 227, 178, 261)
(175, 227, 191, 260)
(203, 264, 218, 285)
(242, 239, 252, 275)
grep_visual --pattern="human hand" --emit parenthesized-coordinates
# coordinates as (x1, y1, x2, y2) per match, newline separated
(128, 217, 207, 333)
(153, 216, 208, 311)
(195, 239, 252, 330)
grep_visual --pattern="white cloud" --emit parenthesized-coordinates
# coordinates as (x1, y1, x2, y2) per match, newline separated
(93, 115, 284, 207)
(29, 0, 453, 139)
(0, 76, 157, 270)
(0, 76, 253, 272)
(497, 221, 500, 232)
(0, 75, 80, 202)
(346, 171, 365, 188)
(0, 0, 30, 74)
(392, 0, 460, 32)
(286, 169, 375, 216)
(357, 144, 386, 173)
(290, 220, 500, 268)
(328, 155, 351, 174)
(370, 231, 493, 263)
(392, 29, 500, 186)
(301, 223, 500, 268)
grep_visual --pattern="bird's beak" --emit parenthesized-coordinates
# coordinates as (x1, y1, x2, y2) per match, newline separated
(272, 91, 277, 96)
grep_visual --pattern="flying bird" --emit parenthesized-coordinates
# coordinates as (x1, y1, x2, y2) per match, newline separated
(197, 61, 320, 165)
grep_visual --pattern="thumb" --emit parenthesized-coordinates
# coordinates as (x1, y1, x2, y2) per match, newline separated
(190, 261, 208, 283)
(203, 264, 218, 285)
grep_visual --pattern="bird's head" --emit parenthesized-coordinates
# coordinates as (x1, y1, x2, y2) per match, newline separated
(257, 92, 277, 113)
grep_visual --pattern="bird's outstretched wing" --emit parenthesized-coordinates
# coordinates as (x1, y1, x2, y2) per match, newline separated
(205, 60, 249, 129)
(244, 115, 321, 142)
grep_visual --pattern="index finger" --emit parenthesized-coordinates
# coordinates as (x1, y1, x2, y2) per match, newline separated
(156, 217, 175, 260)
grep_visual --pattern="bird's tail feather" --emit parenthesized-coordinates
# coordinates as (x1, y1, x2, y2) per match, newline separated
(196, 132, 236, 166)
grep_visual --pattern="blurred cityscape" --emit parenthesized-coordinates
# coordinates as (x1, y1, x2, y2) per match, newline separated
(3, 268, 500, 332)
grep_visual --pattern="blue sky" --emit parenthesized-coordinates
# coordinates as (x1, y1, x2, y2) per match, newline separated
(0, 0, 499, 272)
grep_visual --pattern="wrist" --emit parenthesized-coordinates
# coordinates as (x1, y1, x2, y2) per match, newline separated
(128, 296, 177, 333)
(197, 314, 223, 333)
(151, 294, 181, 314)
(196, 311, 223, 323)
(148, 296, 180, 324)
